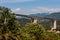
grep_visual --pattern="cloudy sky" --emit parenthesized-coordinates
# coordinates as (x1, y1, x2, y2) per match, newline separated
(0, 0, 60, 14)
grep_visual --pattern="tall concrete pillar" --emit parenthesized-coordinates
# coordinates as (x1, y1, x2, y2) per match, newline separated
(53, 20, 57, 29)
(51, 20, 57, 30)
(33, 18, 38, 23)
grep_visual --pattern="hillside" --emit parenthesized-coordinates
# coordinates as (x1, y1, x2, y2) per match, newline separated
(29, 13, 50, 16)
(29, 12, 60, 20)
(46, 12, 60, 19)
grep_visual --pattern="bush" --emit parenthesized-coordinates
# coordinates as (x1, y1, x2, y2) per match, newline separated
(20, 23, 46, 40)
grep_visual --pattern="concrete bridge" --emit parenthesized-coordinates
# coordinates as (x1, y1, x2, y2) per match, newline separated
(15, 14, 60, 31)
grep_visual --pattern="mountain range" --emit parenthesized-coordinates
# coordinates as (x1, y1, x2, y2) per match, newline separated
(29, 12, 60, 20)
(16, 12, 60, 20)
(29, 13, 50, 17)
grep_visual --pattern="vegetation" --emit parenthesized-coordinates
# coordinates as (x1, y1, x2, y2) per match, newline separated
(17, 18, 31, 27)
(0, 6, 60, 40)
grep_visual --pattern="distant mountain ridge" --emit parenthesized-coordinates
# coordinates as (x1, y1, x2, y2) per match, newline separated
(16, 12, 60, 20)
(29, 12, 60, 20)
(46, 12, 60, 19)
(29, 13, 50, 16)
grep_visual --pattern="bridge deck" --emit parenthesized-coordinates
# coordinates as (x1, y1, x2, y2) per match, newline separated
(15, 14, 60, 20)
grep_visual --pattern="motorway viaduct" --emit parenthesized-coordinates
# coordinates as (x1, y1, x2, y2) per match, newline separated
(15, 14, 60, 31)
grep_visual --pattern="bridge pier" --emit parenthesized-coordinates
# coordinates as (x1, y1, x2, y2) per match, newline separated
(51, 20, 57, 31)
(32, 18, 38, 23)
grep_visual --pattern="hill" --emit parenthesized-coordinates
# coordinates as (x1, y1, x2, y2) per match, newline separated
(46, 12, 60, 20)
(29, 13, 50, 16)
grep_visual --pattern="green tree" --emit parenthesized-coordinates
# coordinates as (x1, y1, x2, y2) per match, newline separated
(0, 6, 21, 40)
(20, 23, 46, 40)
(0, 6, 12, 25)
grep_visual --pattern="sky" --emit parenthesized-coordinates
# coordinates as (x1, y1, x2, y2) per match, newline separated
(0, 0, 60, 15)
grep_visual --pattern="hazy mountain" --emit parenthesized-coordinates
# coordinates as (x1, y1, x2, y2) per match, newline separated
(29, 13, 50, 17)
(46, 12, 60, 20)
(16, 12, 60, 20)
(29, 12, 60, 19)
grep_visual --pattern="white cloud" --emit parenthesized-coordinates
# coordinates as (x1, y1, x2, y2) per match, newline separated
(15, 8, 21, 11)
(11, 8, 22, 13)
(30, 7, 60, 13)
(0, 0, 35, 3)
(11, 7, 60, 15)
